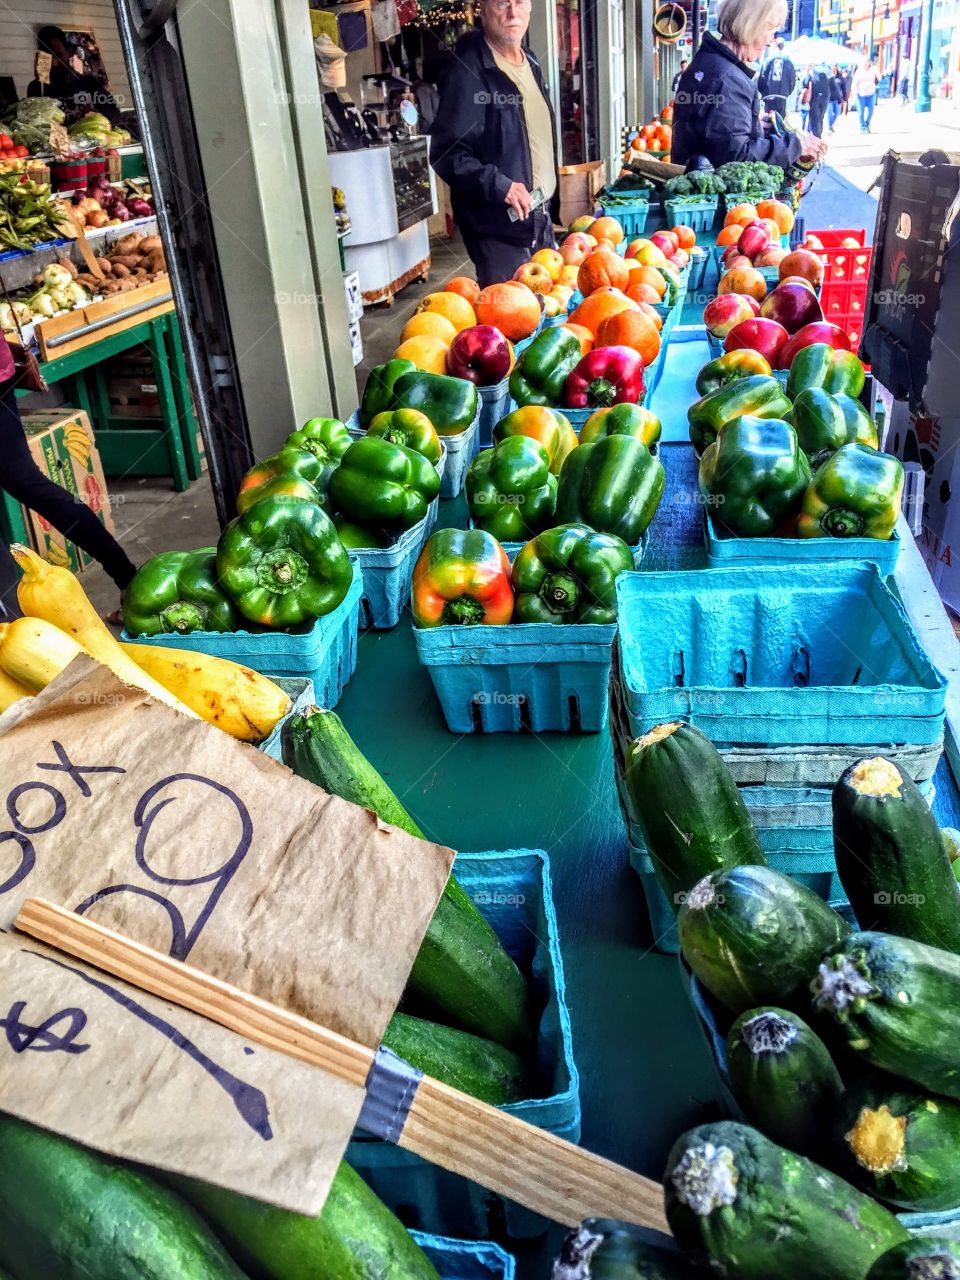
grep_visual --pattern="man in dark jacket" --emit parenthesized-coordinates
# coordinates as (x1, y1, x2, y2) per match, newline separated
(758, 39, 795, 117)
(429, 0, 559, 287)
(673, 22, 822, 170)
(807, 66, 830, 137)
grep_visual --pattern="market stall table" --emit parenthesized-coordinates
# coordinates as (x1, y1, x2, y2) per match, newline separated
(1, 311, 201, 549)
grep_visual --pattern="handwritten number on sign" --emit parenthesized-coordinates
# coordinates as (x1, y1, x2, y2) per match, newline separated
(0, 1001, 89, 1055)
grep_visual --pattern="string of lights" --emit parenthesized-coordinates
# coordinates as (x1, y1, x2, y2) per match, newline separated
(411, 1, 474, 27)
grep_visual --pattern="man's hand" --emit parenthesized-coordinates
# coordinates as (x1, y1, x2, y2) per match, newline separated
(504, 181, 533, 220)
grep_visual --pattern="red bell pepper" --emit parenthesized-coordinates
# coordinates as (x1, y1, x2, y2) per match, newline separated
(563, 346, 645, 410)
(777, 322, 852, 369)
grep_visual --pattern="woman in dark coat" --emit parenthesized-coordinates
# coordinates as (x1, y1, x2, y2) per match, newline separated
(672, 0, 826, 170)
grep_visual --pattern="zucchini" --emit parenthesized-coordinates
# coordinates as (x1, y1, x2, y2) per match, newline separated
(867, 1238, 960, 1280)
(0, 1113, 249, 1280)
(664, 1121, 909, 1278)
(282, 708, 531, 1050)
(832, 757, 960, 953)
(175, 1160, 440, 1280)
(553, 1218, 706, 1278)
(678, 865, 850, 1013)
(382, 1010, 528, 1105)
(623, 722, 766, 912)
(812, 931, 960, 1099)
(726, 1007, 843, 1157)
(833, 1077, 960, 1211)
(942, 828, 960, 883)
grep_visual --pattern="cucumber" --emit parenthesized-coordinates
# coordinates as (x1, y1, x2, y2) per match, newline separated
(0, 1114, 249, 1280)
(833, 1076, 960, 1211)
(382, 1010, 528, 1105)
(623, 722, 766, 913)
(812, 932, 960, 1099)
(678, 865, 850, 1013)
(553, 1218, 706, 1278)
(175, 1160, 440, 1280)
(282, 707, 531, 1050)
(664, 1121, 910, 1279)
(726, 1007, 843, 1158)
(867, 1238, 960, 1280)
(942, 828, 960, 883)
(832, 757, 960, 953)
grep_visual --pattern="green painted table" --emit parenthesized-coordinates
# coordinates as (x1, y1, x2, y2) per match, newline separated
(1, 311, 202, 548)
(333, 456, 723, 1274)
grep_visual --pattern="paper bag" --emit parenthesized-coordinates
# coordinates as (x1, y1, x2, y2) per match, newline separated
(0, 657, 455, 1209)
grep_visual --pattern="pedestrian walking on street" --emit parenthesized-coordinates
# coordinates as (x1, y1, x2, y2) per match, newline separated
(853, 58, 880, 132)
(899, 68, 911, 104)
(799, 64, 813, 128)
(828, 65, 844, 129)
(758, 36, 795, 117)
(808, 65, 830, 137)
(841, 65, 853, 112)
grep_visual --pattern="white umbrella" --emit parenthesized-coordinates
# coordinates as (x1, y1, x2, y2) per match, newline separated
(781, 35, 864, 67)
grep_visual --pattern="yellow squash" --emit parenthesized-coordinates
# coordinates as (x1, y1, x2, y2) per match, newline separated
(121, 643, 291, 741)
(10, 545, 197, 719)
(0, 661, 32, 712)
(0, 616, 84, 692)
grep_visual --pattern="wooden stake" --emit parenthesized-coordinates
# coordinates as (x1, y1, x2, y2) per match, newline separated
(15, 898, 669, 1234)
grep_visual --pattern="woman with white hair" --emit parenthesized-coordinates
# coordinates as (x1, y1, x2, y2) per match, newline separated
(672, 0, 826, 169)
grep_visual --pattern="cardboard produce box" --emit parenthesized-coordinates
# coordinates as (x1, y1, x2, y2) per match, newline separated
(558, 160, 606, 227)
(19, 410, 115, 574)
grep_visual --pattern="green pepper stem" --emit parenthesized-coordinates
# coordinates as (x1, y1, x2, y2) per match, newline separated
(256, 547, 309, 593)
(820, 506, 865, 537)
(539, 572, 579, 615)
(158, 601, 206, 633)
(440, 597, 487, 625)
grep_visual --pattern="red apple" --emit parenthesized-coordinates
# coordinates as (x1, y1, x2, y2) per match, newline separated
(780, 274, 817, 293)
(668, 253, 687, 271)
(650, 230, 679, 256)
(703, 293, 758, 338)
(759, 281, 825, 334)
(738, 224, 772, 261)
(447, 324, 512, 384)
(777, 321, 853, 369)
(671, 247, 690, 267)
(724, 317, 790, 364)
(722, 245, 742, 267)
(753, 246, 786, 268)
(779, 248, 824, 288)
(725, 254, 754, 273)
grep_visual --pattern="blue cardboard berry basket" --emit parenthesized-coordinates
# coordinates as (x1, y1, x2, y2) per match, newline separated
(679, 961, 960, 1239)
(615, 563, 947, 746)
(478, 378, 512, 448)
(703, 512, 903, 577)
(122, 563, 363, 708)
(348, 848, 579, 1240)
(413, 1232, 516, 1279)
(663, 197, 718, 233)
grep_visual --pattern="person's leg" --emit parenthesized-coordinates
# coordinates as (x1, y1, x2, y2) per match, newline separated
(810, 102, 824, 136)
(460, 227, 534, 288)
(857, 95, 867, 129)
(0, 383, 136, 590)
(865, 94, 875, 129)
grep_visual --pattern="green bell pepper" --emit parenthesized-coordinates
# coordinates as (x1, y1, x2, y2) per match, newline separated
(367, 408, 442, 464)
(236, 445, 330, 513)
(391, 371, 479, 436)
(578, 403, 661, 449)
(122, 548, 241, 637)
(790, 387, 878, 470)
(508, 327, 582, 407)
(236, 473, 321, 516)
(217, 498, 353, 628)
(512, 523, 634, 624)
(329, 436, 441, 531)
(333, 518, 391, 549)
(798, 442, 903, 540)
(695, 350, 773, 396)
(834, 392, 879, 451)
(283, 417, 352, 471)
(688, 375, 793, 455)
(699, 415, 812, 537)
(555, 435, 665, 544)
(465, 437, 558, 542)
(785, 342, 866, 400)
(359, 359, 417, 426)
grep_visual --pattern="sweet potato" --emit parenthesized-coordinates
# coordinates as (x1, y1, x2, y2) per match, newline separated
(138, 236, 162, 255)
(114, 233, 143, 255)
(57, 257, 79, 280)
(95, 257, 113, 275)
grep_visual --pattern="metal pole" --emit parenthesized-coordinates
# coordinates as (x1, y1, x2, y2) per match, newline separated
(692, 0, 702, 55)
(792, 0, 799, 40)
(916, 0, 934, 110)
(869, 0, 877, 59)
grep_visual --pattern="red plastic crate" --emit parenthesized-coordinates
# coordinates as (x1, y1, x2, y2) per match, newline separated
(806, 228, 872, 354)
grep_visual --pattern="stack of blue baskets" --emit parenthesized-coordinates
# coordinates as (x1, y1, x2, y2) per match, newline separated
(609, 562, 947, 951)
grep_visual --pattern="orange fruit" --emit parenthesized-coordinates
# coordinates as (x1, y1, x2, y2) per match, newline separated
(393, 334, 449, 373)
(417, 291, 477, 332)
(400, 312, 457, 345)
(562, 323, 594, 354)
(637, 300, 663, 331)
(589, 215, 625, 246)
(672, 224, 697, 250)
(474, 280, 542, 340)
(756, 199, 795, 235)
(596, 309, 661, 367)
(444, 275, 481, 304)
(568, 287, 638, 336)
(626, 281, 662, 305)
(632, 265, 667, 297)
(716, 224, 744, 246)
(578, 247, 630, 295)
(724, 203, 760, 228)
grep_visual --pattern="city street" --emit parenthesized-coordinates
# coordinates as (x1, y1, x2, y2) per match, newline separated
(821, 94, 960, 191)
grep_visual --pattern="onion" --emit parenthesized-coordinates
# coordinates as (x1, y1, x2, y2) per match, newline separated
(127, 198, 153, 218)
(114, 204, 131, 222)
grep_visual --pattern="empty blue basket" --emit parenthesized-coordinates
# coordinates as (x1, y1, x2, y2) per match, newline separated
(703, 512, 902, 576)
(413, 1232, 516, 1279)
(348, 848, 579, 1240)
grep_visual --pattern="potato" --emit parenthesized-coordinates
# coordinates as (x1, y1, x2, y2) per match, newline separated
(114, 233, 143, 255)
(138, 236, 162, 255)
